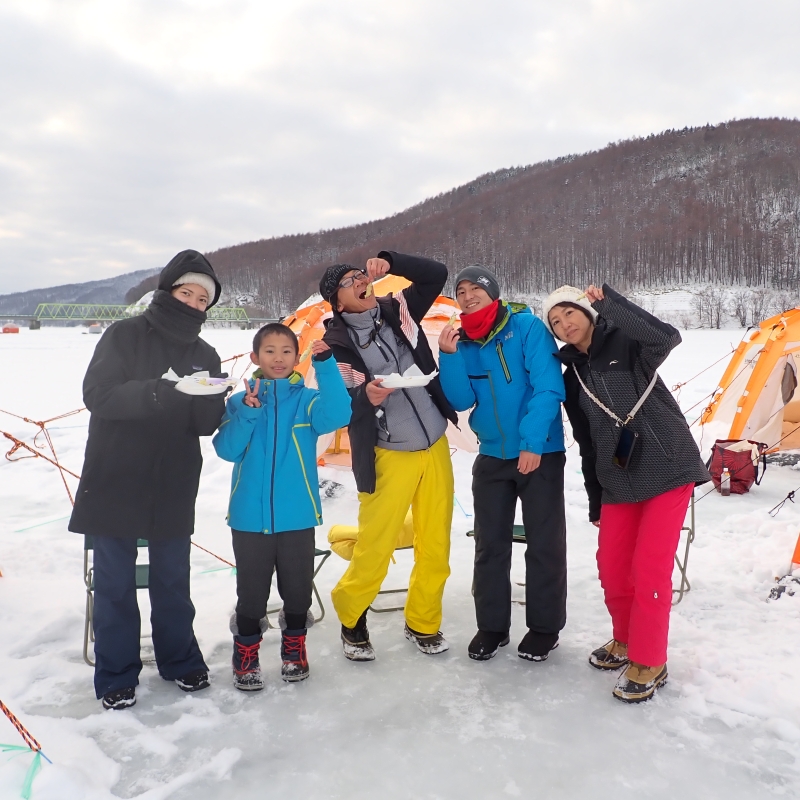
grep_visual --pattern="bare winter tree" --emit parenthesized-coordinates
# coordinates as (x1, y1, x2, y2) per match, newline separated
(730, 289, 750, 327)
(692, 287, 728, 328)
(750, 289, 773, 325)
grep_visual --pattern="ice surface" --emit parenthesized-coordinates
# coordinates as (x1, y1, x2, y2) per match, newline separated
(0, 326, 799, 799)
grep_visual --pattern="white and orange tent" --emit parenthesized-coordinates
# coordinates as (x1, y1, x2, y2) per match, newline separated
(699, 307, 800, 456)
(281, 273, 478, 469)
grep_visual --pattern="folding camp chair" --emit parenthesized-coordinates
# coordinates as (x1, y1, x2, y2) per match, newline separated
(327, 512, 417, 614)
(265, 548, 332, 628)
(465, 494, 696, 606)
(83, 535, 150, 667)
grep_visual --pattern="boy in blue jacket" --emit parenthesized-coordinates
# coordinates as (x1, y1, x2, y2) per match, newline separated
(438, 266, 567, 663)
(213, 323, 351, 687)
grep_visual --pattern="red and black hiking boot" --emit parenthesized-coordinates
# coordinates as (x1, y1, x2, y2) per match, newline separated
(281, 629, 310, 682)
(232, 633, 264, 691)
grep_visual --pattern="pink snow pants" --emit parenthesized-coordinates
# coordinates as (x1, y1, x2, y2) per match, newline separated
(597, 483, 693, 667)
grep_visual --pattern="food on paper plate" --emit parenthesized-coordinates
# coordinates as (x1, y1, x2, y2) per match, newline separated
(374, 364, 438, 389)
(162, 368, 238, 396)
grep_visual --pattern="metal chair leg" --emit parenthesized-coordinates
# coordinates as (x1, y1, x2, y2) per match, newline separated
(266, 550, 332, 628)
(672, 492, 695, 606)
(368, 546, 414, 613)
(83, 590, 95, 667)
(368, 588, 409, 613)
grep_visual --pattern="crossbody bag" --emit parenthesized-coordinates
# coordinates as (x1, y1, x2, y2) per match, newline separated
(571, 365, 659, 470)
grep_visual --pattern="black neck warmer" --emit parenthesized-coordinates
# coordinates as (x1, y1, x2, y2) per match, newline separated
(143, 290, 206, 345)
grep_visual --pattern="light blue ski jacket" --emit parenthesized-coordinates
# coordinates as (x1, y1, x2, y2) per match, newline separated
(212, 356, 352, 534)
(439, 303, 565, 459)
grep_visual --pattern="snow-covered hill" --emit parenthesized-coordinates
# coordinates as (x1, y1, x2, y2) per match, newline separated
(0, 269, 160, 316)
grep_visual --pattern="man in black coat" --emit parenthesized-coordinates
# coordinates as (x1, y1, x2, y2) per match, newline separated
(69, 249, 227, 709)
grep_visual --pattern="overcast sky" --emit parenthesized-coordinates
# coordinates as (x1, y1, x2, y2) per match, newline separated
(1, 0, 798, 293)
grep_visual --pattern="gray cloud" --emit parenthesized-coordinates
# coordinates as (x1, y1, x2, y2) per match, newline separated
(0, 0, 798, 292)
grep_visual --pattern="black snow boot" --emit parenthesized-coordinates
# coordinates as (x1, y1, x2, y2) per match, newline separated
(102, 687, 136, 710)
(281, 629, 310, 682)
(404, 623, 449, 655)
(518, 630, 559, 662)
(233, 633, 264, 691)
(174, 669, 210, 692)
(468, 630, 510, 661)
(341, 610, 375, 662)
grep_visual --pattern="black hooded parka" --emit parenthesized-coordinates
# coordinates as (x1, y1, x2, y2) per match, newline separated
(69, 251, 226, 541)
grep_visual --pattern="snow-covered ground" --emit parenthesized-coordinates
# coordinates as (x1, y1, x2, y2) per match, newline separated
(1, 325, 799, 799)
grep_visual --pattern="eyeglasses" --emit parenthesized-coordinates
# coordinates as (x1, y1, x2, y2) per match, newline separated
(338, 269, 367, 290)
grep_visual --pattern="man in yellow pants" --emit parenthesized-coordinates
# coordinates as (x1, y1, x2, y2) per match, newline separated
(320, 251, 457, 660)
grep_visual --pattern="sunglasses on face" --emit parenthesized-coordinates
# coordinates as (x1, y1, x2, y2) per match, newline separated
(338, 269, 367, 290)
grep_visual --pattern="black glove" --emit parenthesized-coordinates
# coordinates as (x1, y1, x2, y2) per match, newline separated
(155, 379, 192, 411)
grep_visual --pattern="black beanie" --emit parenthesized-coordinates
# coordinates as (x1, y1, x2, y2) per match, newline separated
(319, 263, 360, 304)
(454, 265, 500, 301)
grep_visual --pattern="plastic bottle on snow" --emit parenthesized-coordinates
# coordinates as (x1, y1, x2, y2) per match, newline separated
(720, 467, 731, 496)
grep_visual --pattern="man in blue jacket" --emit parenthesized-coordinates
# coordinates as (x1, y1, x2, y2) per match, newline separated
(438, 266, 567, 662)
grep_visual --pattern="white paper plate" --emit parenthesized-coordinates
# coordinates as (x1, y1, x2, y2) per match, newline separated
(375, 370, 438, 389)
(174, 377, 238, 395)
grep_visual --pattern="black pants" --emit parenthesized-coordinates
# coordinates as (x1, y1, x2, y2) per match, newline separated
(472, 452, 567, 635)
(92, 535, 206, 698)
(231, 528, 315, 633)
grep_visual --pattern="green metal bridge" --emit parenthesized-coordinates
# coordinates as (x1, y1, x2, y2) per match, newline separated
(30, 303, 251, 323)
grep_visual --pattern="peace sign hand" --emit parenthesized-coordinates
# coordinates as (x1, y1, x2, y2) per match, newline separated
(242, 378, 262, 408)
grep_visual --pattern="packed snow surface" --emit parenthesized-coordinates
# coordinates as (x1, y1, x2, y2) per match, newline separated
(1, 326, 799, 799)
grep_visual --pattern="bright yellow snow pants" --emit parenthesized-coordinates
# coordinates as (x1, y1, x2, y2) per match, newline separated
(331, 435, 454, 634)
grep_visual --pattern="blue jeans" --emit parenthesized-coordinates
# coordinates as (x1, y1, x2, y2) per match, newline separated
(92, 535, 207, 698)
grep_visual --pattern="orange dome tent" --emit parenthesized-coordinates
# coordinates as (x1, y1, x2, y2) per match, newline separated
(699, 306, 800, 457)
(281, 274, 478, 469)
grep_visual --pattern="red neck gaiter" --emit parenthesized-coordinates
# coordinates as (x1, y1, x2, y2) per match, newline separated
(461, 299, 500, 340)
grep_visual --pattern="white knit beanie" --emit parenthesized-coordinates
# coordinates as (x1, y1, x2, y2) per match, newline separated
(172, 272, 217, 302)
(541, 285, 599, 338)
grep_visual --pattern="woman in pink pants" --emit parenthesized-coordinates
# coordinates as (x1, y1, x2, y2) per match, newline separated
(543, 284, 710, 703)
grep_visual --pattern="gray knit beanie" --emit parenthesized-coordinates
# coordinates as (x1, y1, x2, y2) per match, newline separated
(454, 265, 500, 301)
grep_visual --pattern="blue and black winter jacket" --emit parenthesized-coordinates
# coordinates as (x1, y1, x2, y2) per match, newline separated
(439, 302, 565, 459)
(212, 355, 352, 534)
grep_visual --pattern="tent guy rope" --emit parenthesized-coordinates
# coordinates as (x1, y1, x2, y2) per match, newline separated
(0, 699, 51, 799)
(0, 403, 236, 570)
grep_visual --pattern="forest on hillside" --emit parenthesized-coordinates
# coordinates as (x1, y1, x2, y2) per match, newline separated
(125, 119, 800, 317)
